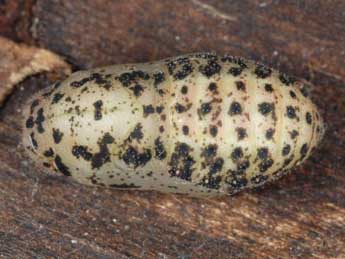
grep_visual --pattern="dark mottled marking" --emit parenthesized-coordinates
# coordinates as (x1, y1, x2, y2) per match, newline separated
(228, 176, 248, 189)
(181, 85, 188, 94)
(228, 66, 243, 76)
(156, 106, 164, 114)
(208, 82, 217, 92)
(116, 70, 150, 87)
(169, 142, 195, 181)
(258, 102, 274, 116)
(257, 147, 269, 160)
(30, 132, 38, 149)
(93, 100, 103, 120)
(300, 143, 309, 158)
(72, 145, 93, 161)
(210, 125, 218, 137)
(54, 155, 71, 176)
(154, 137, 167, 160)
(279, 73, 295, 86)
(221, 55, 248, 69)
(286, 106, 296, 119)
(259, 159, 273, 173)
(265, 128, 275, 140)
(282, 144, 291, 156)
(110, 183, 141, 188)
(132, 84, 144, 97)
(255, 64, 272, 78)
(306, 112, 312, 124)
(235, 81, 246, 91)
(201, 175, 222, 190)
(159, 125, 165, 133)
(209, 158, 224, 175)
(229, 102, 242, 116)
(236, 127, 247, 140)
(91, 133, 115, 169)
(35, 108, 45, 133)
(122, 146, 152, 168)
(43, 148, 54, 157)
(175, 103, 187, 113)
(289, 90, 296, 98)
(199, 60, 221, 78)
(52, 92, 65, 104)
(25, 116, 34, 128)
(202, 144, 218, 158)
(129, 123, 143, 141)
(290, 130, 299, 139)
(200, 102, 212, 115)
(175, 62, 193, 80)
(237, 160, 250, 172)
(251, 175, 268, 184)
(231, 147, 243, 161)
(300, 86, 309, 97)
(153, 71, 165, 86)
(182, 125, 189, 135)
(52, 128, 63, 144)
(143, 104, 155, 117)
(264, 84, 273, 92)
(30, 99, 39, 113)
(70, 77, 91, 88)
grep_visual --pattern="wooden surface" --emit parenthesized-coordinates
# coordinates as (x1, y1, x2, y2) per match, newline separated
(0, 1, 344, 258)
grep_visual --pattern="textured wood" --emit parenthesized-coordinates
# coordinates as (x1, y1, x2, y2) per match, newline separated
(1, 0, 345, 258)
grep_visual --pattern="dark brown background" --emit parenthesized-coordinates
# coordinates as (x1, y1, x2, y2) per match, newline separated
(0, 1, 345, 258)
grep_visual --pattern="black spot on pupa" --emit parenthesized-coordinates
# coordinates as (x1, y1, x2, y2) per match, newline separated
(110, 183, 141, 189)
(91, 133, 115, 169)
(169, 142, 195, 181)
(202, 144, 218, 158)
(228, 66, 243, 76)
(116, 70, 150, 87)
(72, 145, 93, 161)
(182, 125, 189, 135)
(132, 84, 144, 97)
(199, 60, 221, 78)
(228, 176, 248, 190)
(93, 100, 103, 120)
(251, 175, 268, 185)
(154, 137, 167, 160)
(25, 116, 34, 128)
(35, 108, 45, 133)
(201, 175, 222, 190)
(236, 127, 247, 140)
(156, 106, 164, 114)
(51, 92, 65, 104)
(210, 125, 218, 137)
(300, 143, 309, 158)
(159, 125, 165, 133)
(229, 102, 242, 116)
(300, 86, 309, 97)
(257, 147, 269, 160)
(30, 99, 39, 114)
(175, 103, 188, 113)
(237, 160, 250, 172)
(221, 55, 248, 69)
(143, 104, 155, 117)
(258, 102, 274, 116)
(282, 144, 291, 156)
(122, 146, 152, 168)
(181, 85, 188, 94)
(52, 128, 63, 144)
(129, 123, 143, 142)
(259, 159, 273, 173)
(255, 64, 272, 78)
(286, 106, 296, 119)
(29, 132, 38, 149)
(153, 71, 165, 86)
(209, 158, 224, 175)
(279, 73, 295, 86)
(231, 147, 243, 162)
(70, 77, 91, 88)
(290, 130, 299, 139)
(235, 81, 246, 91)
(43, 148, 54, 157)
(264, 84, 273, 92)
(199, 102, 212, 115)
(208, 82, 217, 92)
(289, 90, 296, 98)
(306, 112, 312, 124)
(265, 128, 275, 140)
(54, 155, 71, 176)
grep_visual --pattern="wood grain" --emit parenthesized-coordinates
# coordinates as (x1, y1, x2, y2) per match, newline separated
(0, 0, 344, 258)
